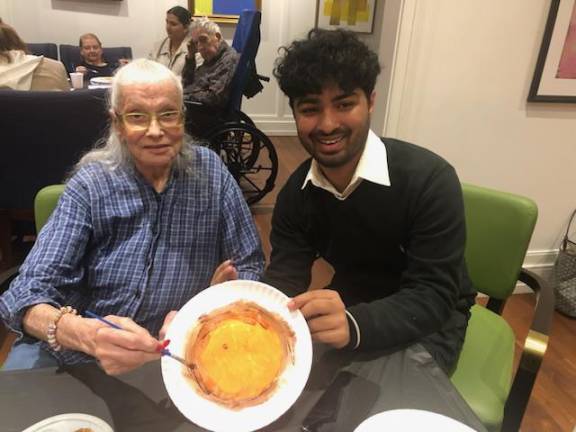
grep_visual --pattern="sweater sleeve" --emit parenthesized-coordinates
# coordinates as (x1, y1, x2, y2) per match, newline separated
(347, 164, 468, 352)
(261, 178, 317, 297)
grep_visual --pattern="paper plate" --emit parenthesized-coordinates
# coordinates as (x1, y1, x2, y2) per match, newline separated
(354, 409, 476, 432)
(161, 280, 313, 432)
(22, 413, 113, 432)
(90, 76, 113, 85)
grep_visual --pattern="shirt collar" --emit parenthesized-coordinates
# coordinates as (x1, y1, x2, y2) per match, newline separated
(302, 129, 390, 200)
(159, 35, 190, 56)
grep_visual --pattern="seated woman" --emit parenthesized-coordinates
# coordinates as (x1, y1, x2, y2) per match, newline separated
(149, 6, 195, 77)
(0, 22, 69, 91)
(0, 59, 265, 375)
(75, 33, 126, 81)
(182, 17, 240, 137)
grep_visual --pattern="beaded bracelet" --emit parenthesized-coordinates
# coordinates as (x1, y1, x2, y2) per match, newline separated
(47, 306, 77, 352)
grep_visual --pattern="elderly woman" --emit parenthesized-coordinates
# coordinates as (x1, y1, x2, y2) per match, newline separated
(75, 33, 127, 81)
(0, 59, 264, 375)
(149, 6, 196, 76)
(0, 22, 69, 90)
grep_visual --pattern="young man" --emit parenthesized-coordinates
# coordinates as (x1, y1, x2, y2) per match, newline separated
(262, 29, 476, 373)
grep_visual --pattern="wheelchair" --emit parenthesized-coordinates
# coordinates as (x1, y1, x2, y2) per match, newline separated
(184, 10, 278, 206)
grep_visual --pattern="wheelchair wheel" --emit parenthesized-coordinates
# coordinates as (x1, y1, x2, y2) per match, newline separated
(207, 123, 278, 206)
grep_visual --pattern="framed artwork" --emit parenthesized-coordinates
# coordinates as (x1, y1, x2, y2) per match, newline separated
(315, 0, 376, 34)
(528, 0, 576, 102)
(188, 0, 261, 24)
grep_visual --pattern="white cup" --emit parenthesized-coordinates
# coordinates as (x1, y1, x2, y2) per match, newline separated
(69, 72, 84, 89)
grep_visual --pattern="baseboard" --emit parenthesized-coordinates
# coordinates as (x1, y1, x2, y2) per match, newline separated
(252, 117, 297, 135)
(510, 249, 556, 294)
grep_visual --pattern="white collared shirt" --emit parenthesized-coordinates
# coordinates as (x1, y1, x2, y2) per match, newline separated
(301, 129, 391, 200)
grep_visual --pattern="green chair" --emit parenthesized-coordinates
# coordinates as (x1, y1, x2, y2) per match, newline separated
(0, 185, 65, 293)
(33, 185, 65, 234)
(451, 184, 554, 432)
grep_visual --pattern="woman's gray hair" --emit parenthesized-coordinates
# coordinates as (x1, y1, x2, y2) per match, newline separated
(191, 16, 221, 35)
(76, 58, 195, 175)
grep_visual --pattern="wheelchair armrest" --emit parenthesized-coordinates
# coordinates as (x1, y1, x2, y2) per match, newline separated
(183, 98, 204, 107)
(502, 268, 554, 432)
(0, 266, 19, 295)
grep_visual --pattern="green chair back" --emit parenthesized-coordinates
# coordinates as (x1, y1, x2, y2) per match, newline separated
(462, 183, 538, 300)
(34, 185, 65, 232)
(452, 183, 539, 431)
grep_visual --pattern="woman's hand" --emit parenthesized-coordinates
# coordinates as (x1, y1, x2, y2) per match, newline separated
(87, 316, 161, 375)
(288, 289, 350, 349)
(75, 65, 88, 74)
(210, 259, 238, 285)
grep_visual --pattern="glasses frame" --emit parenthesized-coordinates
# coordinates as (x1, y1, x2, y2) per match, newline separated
(116, 110, 184, 131)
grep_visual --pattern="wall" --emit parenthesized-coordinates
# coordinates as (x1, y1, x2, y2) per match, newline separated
(383, 0, 576, 270)
(2, 0, 568, 265)
(0, 0, 395, 135)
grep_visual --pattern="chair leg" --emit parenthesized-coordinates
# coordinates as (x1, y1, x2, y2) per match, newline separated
(502, 355, 542, 432)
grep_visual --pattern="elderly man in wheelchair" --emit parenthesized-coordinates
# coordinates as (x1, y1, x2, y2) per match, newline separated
(182, 17, 239, 136)
(182, 11, 278, 206)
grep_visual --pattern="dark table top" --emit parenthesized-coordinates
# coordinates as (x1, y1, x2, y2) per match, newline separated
(0, 344, 486, 432)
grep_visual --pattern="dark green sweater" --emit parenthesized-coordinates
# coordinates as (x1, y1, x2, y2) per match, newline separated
(262, 138, 476, 372)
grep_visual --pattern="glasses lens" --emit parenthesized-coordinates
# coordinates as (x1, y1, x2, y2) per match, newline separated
(121, 111, 182, 130)
(158, 111, 182, 128)
(123, 113, 150, 130)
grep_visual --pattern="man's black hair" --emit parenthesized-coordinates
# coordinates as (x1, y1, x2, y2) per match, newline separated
(273, 28, 381, 105)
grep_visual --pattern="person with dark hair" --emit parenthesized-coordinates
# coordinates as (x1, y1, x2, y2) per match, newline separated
(262, 29, 476, 373)
(75, 33, 125, 81)
(149, 6, 197, 76)
(0, 22, 69, 90)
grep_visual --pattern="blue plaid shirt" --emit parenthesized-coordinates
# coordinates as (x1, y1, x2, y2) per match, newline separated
(0, 146, 264, 364)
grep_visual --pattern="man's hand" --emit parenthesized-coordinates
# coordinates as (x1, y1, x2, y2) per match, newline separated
(210, 259, 238, 285)
(75, 65, 88, 74)
(288, 289, 350, 348)
(187, 39, 198, 59)
(89, 316, 161, 375)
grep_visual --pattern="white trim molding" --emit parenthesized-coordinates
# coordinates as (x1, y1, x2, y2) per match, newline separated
(516, 249, 557, 293)
(254, 118, 296, 136)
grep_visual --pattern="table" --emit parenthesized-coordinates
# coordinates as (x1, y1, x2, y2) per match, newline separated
(0, 344, 486, 432)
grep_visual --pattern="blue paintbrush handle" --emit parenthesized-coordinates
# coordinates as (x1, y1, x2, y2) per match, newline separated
(85, 310, 123, 330)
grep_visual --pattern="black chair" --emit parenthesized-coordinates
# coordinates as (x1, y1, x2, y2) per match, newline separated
(185, 10, 278, 206)
(0, 89, 109, 267)
(26, 43, 58, 60)
(59, 44, 132, 73)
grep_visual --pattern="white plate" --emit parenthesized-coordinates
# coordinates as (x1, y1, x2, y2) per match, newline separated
(354, 409, 476, 432)
(22, 413, 113, 432)
(162, 280, 313, 432)
(90, 76, 113, 85)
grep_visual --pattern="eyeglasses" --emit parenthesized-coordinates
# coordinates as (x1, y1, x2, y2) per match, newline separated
(117, 110, 183, 131)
